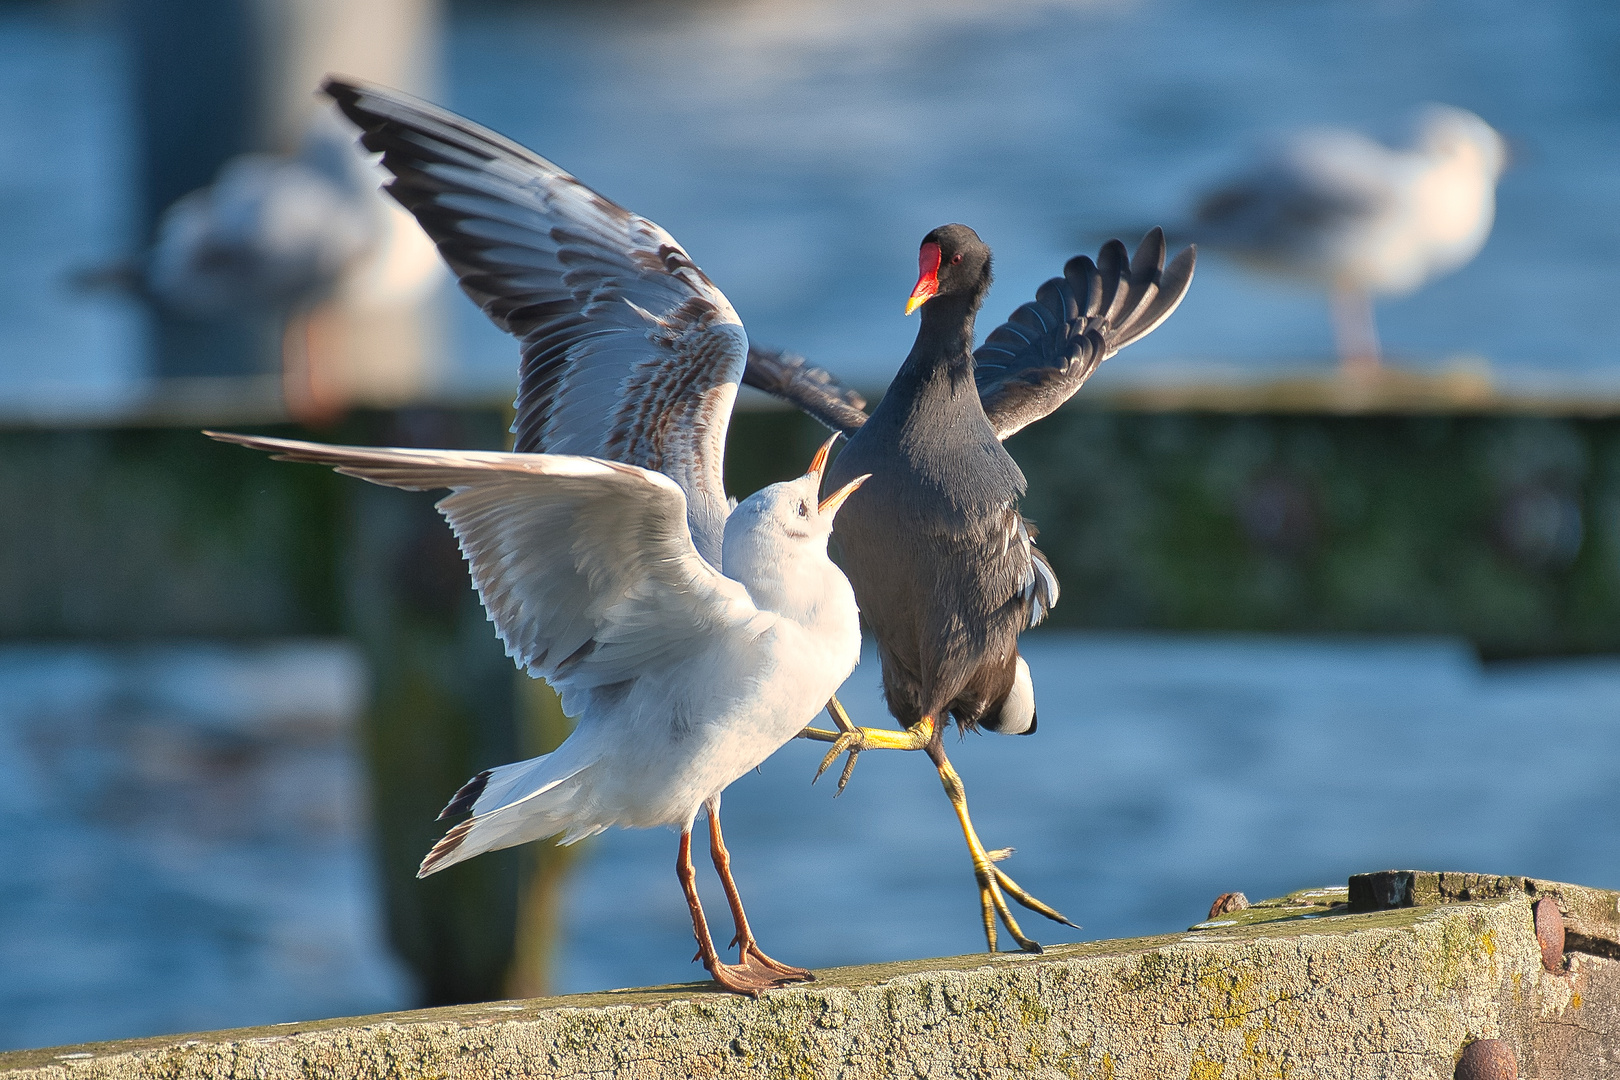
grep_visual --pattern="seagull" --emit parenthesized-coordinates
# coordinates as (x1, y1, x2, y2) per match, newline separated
(286, 78, 887, 996)
(1189, 104, 1505, 370)
(202, 431, 867, 997)
(745, 227, 1195, 951)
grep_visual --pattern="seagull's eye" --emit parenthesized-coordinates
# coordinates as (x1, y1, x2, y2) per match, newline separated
(797, 500, 808, 518)
(950, 252, 964, 265)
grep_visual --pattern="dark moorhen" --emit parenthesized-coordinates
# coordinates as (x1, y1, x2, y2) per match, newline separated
(751, 225, 1195, 950)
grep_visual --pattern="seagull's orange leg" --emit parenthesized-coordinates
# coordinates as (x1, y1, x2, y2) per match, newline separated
(1330, 286, 1382, 374)
(706, 803, 813, 983)
(676, 828, 800, 997)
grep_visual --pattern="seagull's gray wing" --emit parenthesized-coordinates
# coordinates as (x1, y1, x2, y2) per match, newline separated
(974, 230, 1196, 440)
(741, 345, 869, 436)
(1192, 132, 1393, 258)
(324, 79, 745, 567)
(207, 433, 762, 712)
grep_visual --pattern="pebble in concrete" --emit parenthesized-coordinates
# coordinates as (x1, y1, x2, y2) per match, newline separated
(1455, 1038, 1517, 1080)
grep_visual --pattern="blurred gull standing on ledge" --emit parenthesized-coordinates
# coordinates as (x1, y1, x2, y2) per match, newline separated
(1190, 105, 1506, 371)
(79, 112, 442, 415)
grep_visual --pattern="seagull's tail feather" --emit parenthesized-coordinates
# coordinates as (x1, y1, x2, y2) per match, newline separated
(418, 750, 602, 877)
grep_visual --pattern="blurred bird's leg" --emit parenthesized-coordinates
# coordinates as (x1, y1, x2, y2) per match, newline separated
(798, 705, 935, 793)
(282, 302, 347, 426)
(924, 741, 1077, 954)
(1330, 287, 1381, 374)
(677, 826, 795, 997)
(705, 800, 813, 984)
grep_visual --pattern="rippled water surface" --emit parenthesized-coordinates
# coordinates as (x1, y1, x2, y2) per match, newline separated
(2, 0, 1619, 409)
(2, 632, 1616, 1047)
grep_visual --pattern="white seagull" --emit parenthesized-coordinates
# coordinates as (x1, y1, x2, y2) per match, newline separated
(207, 76, 879, 995)
(203, 431, 866, 997)
(1191, 104, 1506, 370)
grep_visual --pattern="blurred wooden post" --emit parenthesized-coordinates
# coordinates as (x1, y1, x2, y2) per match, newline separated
(342, 410, 526, 1006)
(121, 0, 271, 379)
(505, 677, 581, 999)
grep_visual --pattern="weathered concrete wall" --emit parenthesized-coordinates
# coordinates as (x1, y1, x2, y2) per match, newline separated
(4, 872, 1615, 1080)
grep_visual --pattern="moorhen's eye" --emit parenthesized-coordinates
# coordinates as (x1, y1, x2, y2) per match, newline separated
(950, 252, 964, 265)
(797, 500, 808, 517)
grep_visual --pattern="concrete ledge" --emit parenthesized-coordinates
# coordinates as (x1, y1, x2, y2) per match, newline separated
(4, 872, 1616, 1080)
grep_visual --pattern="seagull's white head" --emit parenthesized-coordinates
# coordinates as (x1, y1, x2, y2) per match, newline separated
(721, 434, 868, 617)
(1415, 104, 1507, 182)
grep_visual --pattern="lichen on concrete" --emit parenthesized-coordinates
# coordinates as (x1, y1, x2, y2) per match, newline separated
(4, 875, 1615, 1080)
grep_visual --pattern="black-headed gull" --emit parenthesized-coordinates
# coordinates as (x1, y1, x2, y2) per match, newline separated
(209, 75, 879, 995)
(206, 431, 865, 997)
(1191, 104, 1505, 370)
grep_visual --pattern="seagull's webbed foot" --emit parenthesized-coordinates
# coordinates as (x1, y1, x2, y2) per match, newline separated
(703, 954, 807, 997)
(695, 803, 814, 997)
(927, 744, 1079, 953)
(797, 698, 934, 793)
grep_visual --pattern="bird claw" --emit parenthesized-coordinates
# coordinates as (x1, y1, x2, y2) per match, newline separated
(812, 732, 864, 793)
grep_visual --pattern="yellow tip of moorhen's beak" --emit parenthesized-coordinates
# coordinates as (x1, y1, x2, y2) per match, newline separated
(904, 293, 930, 316)
(817, 473, 870, 517)
(806, 432, 841, 481)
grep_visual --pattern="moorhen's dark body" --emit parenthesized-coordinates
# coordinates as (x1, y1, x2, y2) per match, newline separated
(826, 225, 1038, 737)
(758, 225, 1196, 950)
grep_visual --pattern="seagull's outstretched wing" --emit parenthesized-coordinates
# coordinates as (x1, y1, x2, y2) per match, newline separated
(973, 230, 1196, 440)
(207, 433, 761, 708)
(324, 79, 745, 567)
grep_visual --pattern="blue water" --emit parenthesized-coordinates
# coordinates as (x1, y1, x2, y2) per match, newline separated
(547, 632, 1620, 994)
(2, 632, 1617, 1048)
(2, 0, 1619, 413)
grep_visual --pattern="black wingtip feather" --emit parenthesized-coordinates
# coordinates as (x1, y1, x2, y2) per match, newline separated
(437, 769, 492, 821)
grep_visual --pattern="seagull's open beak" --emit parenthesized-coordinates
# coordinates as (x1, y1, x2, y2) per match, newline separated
(806, 432, 841, 482)
(905, 242, 942, 315)
(818, 474, 870, 517)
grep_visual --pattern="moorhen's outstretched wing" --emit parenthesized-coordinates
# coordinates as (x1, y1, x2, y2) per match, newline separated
(325, 79, 746, 568)
(974, 229, 1195, 440)
(741, 232, 1194, 443)
(742, 345, 869, 436)
(206, 434, 759, 711)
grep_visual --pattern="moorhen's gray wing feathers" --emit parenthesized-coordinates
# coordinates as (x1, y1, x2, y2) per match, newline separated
(742, 345, 869, 436)
(324, 78, 746, 568)
(974, 229, 1196, 441)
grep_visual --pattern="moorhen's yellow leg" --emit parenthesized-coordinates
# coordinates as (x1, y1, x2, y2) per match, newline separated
(924, 741, 1078, 953)
(705, 803, 813, 983)
(797, 701, 934, 793)
(676, 828, 794, 997)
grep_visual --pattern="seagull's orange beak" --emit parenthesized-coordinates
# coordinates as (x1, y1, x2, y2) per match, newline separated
(806, 432, 840, 482)
(905, 242, 942, 315)
(818, 473, 870, 517)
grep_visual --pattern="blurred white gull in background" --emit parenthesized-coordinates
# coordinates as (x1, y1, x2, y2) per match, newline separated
(1190, 105, 1506, 371)
(78, 110, 443, 417)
